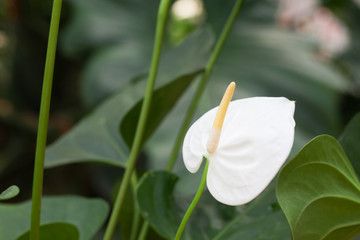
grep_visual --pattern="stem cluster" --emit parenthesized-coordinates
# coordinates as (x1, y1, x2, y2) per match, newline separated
(30, 0, 244, 239)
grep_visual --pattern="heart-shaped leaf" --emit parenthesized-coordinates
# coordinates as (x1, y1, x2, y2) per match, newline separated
(0, 195, 109, 240)
(17, 223, 79, 240)
(137, 170, 290, 240)
(0, 185, 20, 201)
(276, 135, 360, 240)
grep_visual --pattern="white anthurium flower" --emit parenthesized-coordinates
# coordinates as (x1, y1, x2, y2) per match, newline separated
(182, 82, 295, 206)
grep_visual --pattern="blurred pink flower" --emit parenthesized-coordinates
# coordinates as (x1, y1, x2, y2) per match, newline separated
(276, 0, 350, 57)
(277, 0, 318, 27)
(301, 7, 350, 57)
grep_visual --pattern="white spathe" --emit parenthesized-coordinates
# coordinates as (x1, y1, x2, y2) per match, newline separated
(182, 97, 295, 206)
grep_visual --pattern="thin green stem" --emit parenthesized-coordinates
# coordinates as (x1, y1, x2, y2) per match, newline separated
(103, 0, 172, 239)
(138, 221, 150, 240)
(174, 159, 209, 240)
(129, 173, 141, 240)
(166, 0, 244, 171)
(30, 0, 62, 239)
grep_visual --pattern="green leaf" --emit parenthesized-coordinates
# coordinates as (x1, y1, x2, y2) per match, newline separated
(45, 28, 212, 168)
(17, 223, 79, 240)
(0, 185, 20, 201)
(0, 195, 109, 240)
(276, 135, 360, 240)
(120, 70, 203, 148)
(339, 113, 360, 178)
(137, 170, 290, 240)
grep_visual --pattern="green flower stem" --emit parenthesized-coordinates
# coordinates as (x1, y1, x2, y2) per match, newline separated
(166, 0, 244, 171)
(30, 0, 62, 239)
(130, 173, 141, 240)
(175, 159, 209, 240)
(137, 221, 150, 240)
(103, 0, 172, 239)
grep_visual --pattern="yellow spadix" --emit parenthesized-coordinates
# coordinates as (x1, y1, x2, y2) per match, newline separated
(206, 82, 235, 154)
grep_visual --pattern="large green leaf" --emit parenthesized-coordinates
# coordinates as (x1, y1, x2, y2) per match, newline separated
(0, 195, 109, 240)
(0, 185, 19, 201)
(137, 170, 290, 240)
(17, 223, 79, 240)
(45, 28, 213, 168)
(276, 135, 360, 240)
(339, 113, 360, 178)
